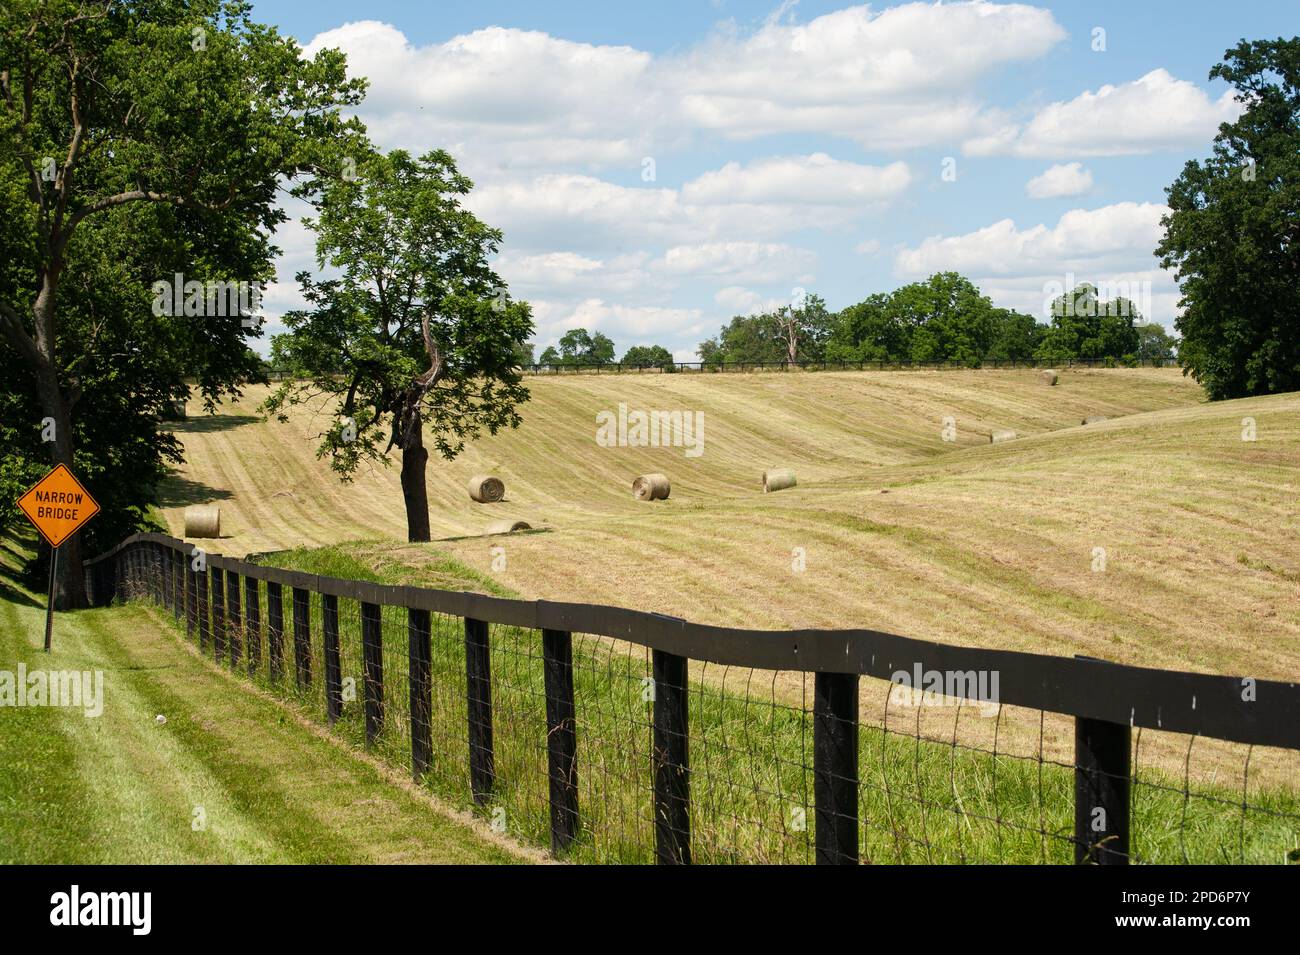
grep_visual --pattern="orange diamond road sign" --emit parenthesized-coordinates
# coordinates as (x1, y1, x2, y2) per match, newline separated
(17, 464, 100, 548)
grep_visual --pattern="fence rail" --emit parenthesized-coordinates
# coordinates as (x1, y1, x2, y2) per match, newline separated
(87, 532, 1300, 865)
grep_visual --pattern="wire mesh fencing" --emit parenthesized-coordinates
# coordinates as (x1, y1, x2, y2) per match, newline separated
(90, 534, 1300, 865)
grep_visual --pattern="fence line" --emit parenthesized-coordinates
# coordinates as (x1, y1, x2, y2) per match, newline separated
(87, 532, 1300, 865)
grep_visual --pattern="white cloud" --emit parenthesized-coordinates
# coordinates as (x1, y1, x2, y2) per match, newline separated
(304, 22, 660, 169)
(854, 239, 882, 255)
(1025, 162, 1094, 199)
(531, 298, 707, 343)
(468, 155, 910, 252)
(305, 4, 1068, 169)
(964, 69, 1242, 158)
(894, 202, 1178, 322)
(677, 1, 1066, 148)
(713, 286, 789, 315)
(659, 242, 815, 282)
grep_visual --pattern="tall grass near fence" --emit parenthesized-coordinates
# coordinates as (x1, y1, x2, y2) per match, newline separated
(109, 539, 1300, 865)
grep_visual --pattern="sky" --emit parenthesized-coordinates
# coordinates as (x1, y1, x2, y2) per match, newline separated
(250, 0, 1296, 361)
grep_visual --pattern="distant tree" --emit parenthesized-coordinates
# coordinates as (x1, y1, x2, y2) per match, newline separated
(513, 341, 535, 367)
(698, 292, 832, 365)
(1036, 283, 1141, 364)
(622, 344, 674, 367)
(826, 292, 903, 362)
(265, 148, 532, 543)
(774, 293, 833, 363)
(1156, 38, 1300, 399)
(987, 308, 1046, 361)
(1136, 323, 1177, 363)
(555, 328, 615, 365)
(538, 345, 561, 366)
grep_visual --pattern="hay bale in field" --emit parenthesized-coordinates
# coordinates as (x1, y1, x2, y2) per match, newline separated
(485, 519, 531, 534)
(184, 505, 220, 538)
(762, 468, 797, 493)
(632, 473, 670, 501)
(990, 429, 1017, 444)
(1041, 369, 1059, 386)
(1082, 415, 1108, 425)
(468, 474, 505, 503)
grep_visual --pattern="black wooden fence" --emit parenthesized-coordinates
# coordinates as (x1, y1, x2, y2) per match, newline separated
(86, 532, 1300, 865)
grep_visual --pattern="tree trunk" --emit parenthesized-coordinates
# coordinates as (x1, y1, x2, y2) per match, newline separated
(399, 427, 431, 543)
(29, 276, 88, 610)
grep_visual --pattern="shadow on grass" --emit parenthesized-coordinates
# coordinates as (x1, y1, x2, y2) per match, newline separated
(156, 476, 234, 509)
(169, 413, 262, 434)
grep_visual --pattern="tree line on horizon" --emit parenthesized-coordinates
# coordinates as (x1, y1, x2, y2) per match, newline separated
(531, 274, 1179, 370)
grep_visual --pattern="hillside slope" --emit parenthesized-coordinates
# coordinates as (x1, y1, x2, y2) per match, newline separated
(155, 367, 1300, 679)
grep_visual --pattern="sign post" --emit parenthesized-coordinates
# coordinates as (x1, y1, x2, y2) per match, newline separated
(16, 463, 100, 651)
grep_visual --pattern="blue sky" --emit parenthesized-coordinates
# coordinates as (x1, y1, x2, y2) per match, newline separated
(252, 1, 1297, 360)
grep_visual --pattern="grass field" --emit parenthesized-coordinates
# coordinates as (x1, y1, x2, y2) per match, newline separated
(94, 538, 1291, 865)
(0, 533, 526, 864)
(160, 367, 1299, 684)
(127, 367, 1296, 861)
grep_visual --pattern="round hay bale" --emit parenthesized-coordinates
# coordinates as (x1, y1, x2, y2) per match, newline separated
(632, 473, 670, 501)
(486, 519, 531, 534)
(184, 505, 220, 538)
(1082, 415, 1108, 425)
(990, 429, 1017, 444)
(468, 474, 505, 503)
(1041, 369, 1059, 386)
(762, 468, 797, 493)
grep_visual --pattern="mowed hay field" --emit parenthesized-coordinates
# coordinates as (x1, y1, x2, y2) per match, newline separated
(158, 367, 1300, 683)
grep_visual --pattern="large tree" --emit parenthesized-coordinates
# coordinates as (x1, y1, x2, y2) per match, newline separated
(1156, 38, 1300, 399)
(1036, 283, 1142, 364)
(264, 148, 533, 543)
(0, 0, 364, 606)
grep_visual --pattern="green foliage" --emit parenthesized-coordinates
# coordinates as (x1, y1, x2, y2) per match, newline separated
(699, 293, 832, 365)
(1136, 323, 1178, 363)
(1036, 283, 1142, 364)
(824, 274, 1043, 366)
(264, 148, 533, 475)
(1157, 38, 1300, 399)
(0, 0, 364, 571)
(621, 344, 674, 368)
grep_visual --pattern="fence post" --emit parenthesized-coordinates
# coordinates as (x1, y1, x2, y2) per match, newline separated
(266, 582, 285, 682)
(1074, 715, 1131, 864)
(183, 551, 195, 639)
(196, 561, 209, 651)
(542, 628, 579, 852)
(292, 587, 311, 689)
(408, 608, 432, 781)
(813, 671, 860, 864)
(226, 568, 242, 670)
(361, 602, 384, 748)
(244, 576, 261, 674)
(464, 617, 495, 805)
(652, 649, 691, 864)
(211, 565, 226, 662)
(323, 593, 342, 724)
